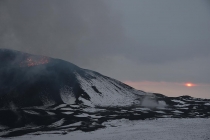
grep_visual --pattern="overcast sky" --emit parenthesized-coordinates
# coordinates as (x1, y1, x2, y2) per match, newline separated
(0, 0, 210, 98)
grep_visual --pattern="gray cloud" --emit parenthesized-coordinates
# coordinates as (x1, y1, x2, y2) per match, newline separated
(112, 0, 210, 63)
(85, 55, 210, 84)
(0, 0, 125, 65)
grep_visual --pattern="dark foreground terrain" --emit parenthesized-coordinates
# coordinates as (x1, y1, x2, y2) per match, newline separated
(0, 94, 210, 137)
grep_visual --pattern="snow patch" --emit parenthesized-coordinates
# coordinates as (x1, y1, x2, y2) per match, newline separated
(172, 110, 183, 113)
(74, 113, 89, 117)
(205, 103, 210, 105)
(158, 101, 167, 106)
(24, 110, 39, 115)
(60, 86, 76, 104)
(66, 122, 82, 127)
(83, 107, 106, 113)
(48, 119, 65, 128)
(155, 111, 165, 114)
(172, 100, 185, 104)
(62, 112, 74, 115)
(175, 104, 190, 107)
(46, 111, 55, 115)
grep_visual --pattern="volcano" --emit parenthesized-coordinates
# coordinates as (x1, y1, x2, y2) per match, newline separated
(0, 49, 147, 108)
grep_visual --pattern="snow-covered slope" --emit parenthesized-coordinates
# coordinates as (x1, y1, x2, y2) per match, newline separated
(76, 70, 145, 106)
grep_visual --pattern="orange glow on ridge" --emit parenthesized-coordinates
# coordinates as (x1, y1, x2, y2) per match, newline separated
(19, 56, 50, 67)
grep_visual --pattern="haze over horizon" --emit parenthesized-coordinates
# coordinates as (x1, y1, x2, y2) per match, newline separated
(0, 0, 210, 98)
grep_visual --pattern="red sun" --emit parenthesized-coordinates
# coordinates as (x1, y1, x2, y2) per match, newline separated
(185, 83, 195, 87)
